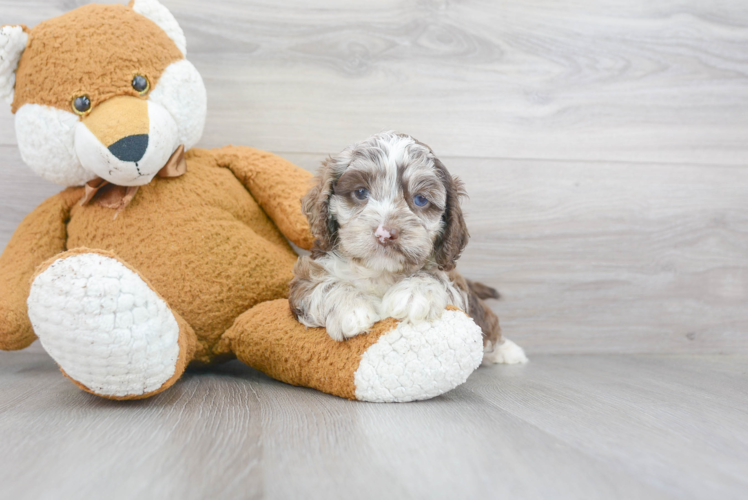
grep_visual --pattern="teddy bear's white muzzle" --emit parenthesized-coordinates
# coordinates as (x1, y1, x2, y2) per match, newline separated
(75, 100, 180, 186)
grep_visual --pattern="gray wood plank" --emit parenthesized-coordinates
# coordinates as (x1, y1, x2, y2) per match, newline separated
(0, 351, 746, 500)
(172, 0, 748, 165)
(1, 2, 747, 499)
(2, 0, 748, 354)
(2, 149, 747, 355)
(1, 0, 748, 164)
(280, 153, 748, 355)
(453, 157, 748, 355)
(470, 356, 748, 499)
(0, 353, 265, 500)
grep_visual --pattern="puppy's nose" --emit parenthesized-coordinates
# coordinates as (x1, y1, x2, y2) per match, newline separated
(375, 225, 399, 245)
(108, 134, 149, 163)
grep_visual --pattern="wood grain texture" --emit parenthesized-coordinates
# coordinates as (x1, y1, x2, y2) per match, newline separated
(173, 0, 748, 165)
(283, 153, 748, 355)
(0, 351, 746, 500)
(2, 3, 748, 499)
(2, 0, 748, 163)
(1, 0, 747, 354)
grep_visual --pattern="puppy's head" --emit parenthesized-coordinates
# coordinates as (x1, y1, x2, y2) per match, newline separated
(302, 132, 469, 273)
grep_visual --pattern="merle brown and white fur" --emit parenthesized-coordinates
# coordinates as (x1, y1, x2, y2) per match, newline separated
(289, 132, 527, 364)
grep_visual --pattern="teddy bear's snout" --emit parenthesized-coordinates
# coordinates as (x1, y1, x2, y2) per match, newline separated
(74, 95, 180, 186)
(82, 96, 150, 149)
(108, 134, 149, 163)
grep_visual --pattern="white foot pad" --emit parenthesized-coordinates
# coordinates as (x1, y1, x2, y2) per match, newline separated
(482, 338, 528, 365)
(27, 253, 180, 397)
(354, 310, 483, 403)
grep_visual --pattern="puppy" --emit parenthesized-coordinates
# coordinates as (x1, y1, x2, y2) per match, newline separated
(289, 132, 527, 364)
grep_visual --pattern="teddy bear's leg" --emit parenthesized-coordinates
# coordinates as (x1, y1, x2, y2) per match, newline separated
(27, 249, 198, 400)
(220, 300, 484, 402)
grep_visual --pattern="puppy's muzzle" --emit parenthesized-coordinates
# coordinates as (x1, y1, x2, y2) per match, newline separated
(375, 224, 399, 246)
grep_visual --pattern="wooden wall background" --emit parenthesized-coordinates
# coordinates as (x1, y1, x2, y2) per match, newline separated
(1, 0, 746, 355)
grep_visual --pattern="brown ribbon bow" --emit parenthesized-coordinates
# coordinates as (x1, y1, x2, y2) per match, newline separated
(80, 145, 187, 218)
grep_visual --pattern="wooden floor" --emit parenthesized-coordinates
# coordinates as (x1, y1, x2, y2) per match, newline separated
(2, 0, 747, 354)
(1, 0, 747, 499)
(0, 350, 746, 500)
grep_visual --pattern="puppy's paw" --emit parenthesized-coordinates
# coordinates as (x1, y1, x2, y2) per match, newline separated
(325, 299, 380, 341)
(482, 338, 528, 365)
(381, 280, 448, 324)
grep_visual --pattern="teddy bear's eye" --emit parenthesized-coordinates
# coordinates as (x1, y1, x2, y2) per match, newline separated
(72, 95, 91, 115)
(132, 75, 149, 94)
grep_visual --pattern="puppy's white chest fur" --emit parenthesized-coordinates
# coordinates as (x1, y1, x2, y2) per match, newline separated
(292, 252, 468, 341)
(320, 254, 407, 298)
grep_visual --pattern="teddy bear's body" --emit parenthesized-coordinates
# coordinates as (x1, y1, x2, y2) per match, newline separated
(56, 147, 304, 362)
(1, 145, 319, 394)
(0, 0, 487, 403)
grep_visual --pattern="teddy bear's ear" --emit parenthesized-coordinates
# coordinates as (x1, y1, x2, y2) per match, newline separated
(129, 0, 187, 56)
(0, 25, 29, 106)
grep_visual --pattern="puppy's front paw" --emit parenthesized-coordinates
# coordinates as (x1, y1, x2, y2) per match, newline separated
(381, 281, 448, 324)
(482, 339, 528, 365)
(325, 299, 380, 341)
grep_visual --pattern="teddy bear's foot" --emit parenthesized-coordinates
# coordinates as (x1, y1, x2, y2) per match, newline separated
(222, 301, 484, 403)
(352, 308, 485, 402)
(27, 249, 195, 399)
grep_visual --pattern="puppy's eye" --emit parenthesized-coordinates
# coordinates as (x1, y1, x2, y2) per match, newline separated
(132, 75, 150, 95)
(354, 188, 369, 201)
(72, 95, 91, 115)
(414, 194, 429, 207)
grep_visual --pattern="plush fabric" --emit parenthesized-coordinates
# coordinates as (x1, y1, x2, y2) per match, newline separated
(222, 300, 402, 400)
(14, 103, 95, 186)
(223, 303, 483, 402)
(63, 147, 310, 361)
(0, 190, 78, 350)
(129, 0, 187, 56)
(12, 4, 182, 113)
(30, 248, 199, 400)
(0, 25, 28, 104)
(0, 0, 484, 402)
(147, 60, 206, 148)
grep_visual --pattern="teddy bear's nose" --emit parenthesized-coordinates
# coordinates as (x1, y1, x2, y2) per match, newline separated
(108, 134, 149, 163)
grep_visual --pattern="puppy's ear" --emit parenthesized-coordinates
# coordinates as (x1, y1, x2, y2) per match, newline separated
(301, 156, 338, 252)
(433, 158, 469, 271)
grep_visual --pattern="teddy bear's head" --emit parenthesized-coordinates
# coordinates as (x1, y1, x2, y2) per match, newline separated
(0, 0, 207, 187)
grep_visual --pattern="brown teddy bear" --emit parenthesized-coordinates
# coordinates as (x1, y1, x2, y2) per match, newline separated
(0, 0, 484, 402)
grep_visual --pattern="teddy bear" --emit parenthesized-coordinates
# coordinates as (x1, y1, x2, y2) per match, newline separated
(0, 0, 485, 403)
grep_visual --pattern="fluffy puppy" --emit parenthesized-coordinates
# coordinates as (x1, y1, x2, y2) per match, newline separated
(289, 132, 527, 364)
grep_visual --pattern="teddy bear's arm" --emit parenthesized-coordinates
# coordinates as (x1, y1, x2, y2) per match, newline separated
(213, 146, 315, 250)
(0, 188, 80, 350)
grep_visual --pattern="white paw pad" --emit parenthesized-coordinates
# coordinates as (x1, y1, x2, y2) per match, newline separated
(353, 310, 483, 402)
(482, 338, 528, 365)
(27, 253, 180, 397)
